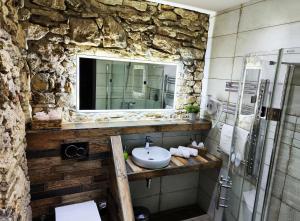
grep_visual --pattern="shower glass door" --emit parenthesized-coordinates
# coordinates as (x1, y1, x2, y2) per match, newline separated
(263, 48, 300, 221)
(210, 51, 281, 221)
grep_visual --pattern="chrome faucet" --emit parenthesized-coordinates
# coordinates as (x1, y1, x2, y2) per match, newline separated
(145, 136, 153, 152)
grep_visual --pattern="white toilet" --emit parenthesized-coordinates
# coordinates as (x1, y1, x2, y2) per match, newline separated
(55, 201, 102, 221)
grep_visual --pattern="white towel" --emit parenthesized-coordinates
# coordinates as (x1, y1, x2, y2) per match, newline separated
(178, 146, 198, 156)
(170, 148, 190, 158)
(220, 124, 234, 155)
(234, 127, 249, 161)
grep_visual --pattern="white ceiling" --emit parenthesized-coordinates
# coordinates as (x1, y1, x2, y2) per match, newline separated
(148, 0, 251, 14)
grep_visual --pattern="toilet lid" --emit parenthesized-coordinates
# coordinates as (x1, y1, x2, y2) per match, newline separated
(55, 201, 101, 221)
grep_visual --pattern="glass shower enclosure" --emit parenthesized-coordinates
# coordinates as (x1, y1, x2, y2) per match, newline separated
(209, 47, 300, 221)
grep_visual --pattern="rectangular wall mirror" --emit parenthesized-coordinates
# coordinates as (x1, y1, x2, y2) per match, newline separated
(77, 56, 178, 111)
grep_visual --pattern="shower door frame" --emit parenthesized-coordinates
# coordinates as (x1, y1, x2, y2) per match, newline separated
(262, 51, 299, 221)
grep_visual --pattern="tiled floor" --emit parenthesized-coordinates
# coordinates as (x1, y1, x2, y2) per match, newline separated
(150, 204, 205, 221)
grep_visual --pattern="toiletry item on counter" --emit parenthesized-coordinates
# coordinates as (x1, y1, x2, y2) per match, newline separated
(220, 124, 234, 155)
(178, 146, 198, 156)
(191, 141, 205, 149)
(170, 148, 190, 158)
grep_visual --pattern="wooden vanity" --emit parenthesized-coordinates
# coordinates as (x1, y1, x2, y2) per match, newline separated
(126, 153, 221, 181)
(26, 119, 220, 221)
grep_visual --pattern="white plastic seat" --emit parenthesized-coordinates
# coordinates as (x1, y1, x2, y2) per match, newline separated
(55, 201, 101, 221)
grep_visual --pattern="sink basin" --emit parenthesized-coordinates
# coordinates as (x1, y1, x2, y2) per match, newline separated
(132, 146, 171, 169)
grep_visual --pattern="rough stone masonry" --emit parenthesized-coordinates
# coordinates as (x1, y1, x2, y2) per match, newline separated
(0, 0, 31, 220)
(21, 0, 209, 122)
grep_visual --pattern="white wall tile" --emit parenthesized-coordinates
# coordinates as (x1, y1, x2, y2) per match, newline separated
(209, 34, 237, 58)
(287, 147, 300, 179)
(224, 210, 238, 221)
(236, 22, 300, 56)
(229, 192, 241, 219)
(278, 202, 300, 221)
(282, 175, 300, 211)
(238, 200, 253, 221)
(212, 9, 240, 37)
(287, 86, 300, 116)
(207, 58, 234, 80)
(160, 188, 198, 211)
(293, 66, 300, 85)
(162, 135, 191, 148)
(129, 177, 160, 199)
(294, 132, 300, 141)
(276, 143, 291, 173)
(231, 57, 244, 81)
(206, 79, 229, 102)
(161, 172, 199, 193)
(132, 195, 160, 213)
(239, 0, 300, 32)
(231, 173, 244, 197)
(198, 173, 218, 196)
(282, 52, 300, 64)
(266, 196, 281, 221)
(198, 190, 212, 212)
(281, 129, 295, 146)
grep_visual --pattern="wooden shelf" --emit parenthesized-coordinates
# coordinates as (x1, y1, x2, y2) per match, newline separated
(27, 119, 211, 133)
(126, 152, 222, 181)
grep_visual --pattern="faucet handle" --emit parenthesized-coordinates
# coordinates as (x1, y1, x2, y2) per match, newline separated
(145, 136, 153, 143)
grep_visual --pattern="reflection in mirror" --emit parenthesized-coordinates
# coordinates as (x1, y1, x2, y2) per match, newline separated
(239, 68, 261, 116)
(78, 57, 178, 111)
(237, 68, 261, 131)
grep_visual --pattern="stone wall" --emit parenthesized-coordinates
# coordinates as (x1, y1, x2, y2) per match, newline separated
(21, 0, 209, 122)
(0, 0, 31, 220)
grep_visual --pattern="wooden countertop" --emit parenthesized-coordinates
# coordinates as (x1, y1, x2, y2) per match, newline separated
(126, 153, 222, 181)
(27, 119, 212, 134)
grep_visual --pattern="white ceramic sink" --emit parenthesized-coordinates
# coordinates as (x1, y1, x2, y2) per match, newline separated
(132, 146, 171, 169)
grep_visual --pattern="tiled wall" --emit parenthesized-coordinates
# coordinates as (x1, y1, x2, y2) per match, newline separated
(203, 0, 300, 220)
(203, 0, 300, 115)
(129, 172, 199, 213)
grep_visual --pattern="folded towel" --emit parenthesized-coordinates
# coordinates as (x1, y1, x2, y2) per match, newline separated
(170, 148, 190, 158)
(178, 146, 198, 156)
(234, 127, 249, 161)
(220, 124, 234, 155)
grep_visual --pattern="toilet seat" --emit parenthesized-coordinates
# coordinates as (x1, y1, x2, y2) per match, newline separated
(55, 201, 102, 221)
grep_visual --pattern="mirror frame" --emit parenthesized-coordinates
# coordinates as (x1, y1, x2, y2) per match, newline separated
(76, 55, 180, 113)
